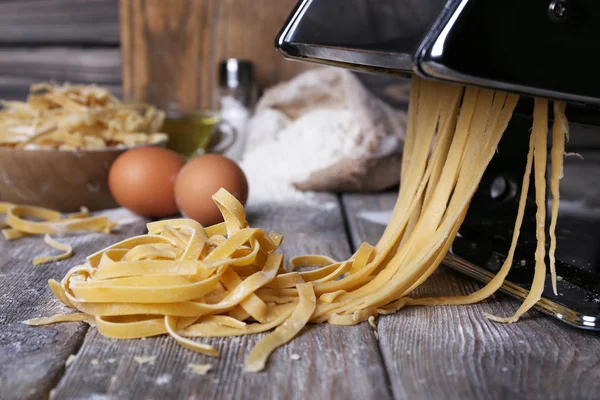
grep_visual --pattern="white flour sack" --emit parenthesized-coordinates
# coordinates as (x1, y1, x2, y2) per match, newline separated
(241, 68, 408, 204)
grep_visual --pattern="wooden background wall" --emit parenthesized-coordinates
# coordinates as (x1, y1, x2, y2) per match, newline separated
(0, 0, 121, 99)
(121, 0, 314, 110)
(0, 0, 313, 108)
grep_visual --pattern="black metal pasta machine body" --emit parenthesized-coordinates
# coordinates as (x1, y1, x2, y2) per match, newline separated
(276, 0, 600, 330)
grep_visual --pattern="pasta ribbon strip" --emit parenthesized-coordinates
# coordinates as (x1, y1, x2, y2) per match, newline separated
(245, 283, 316, 372)
(69, 270, 225, 303)
(220, 269, 269, 323)
(408, 125, 534, 307)
(0, 203, 115, 265)
(183, 304, 296, 338)
(92, 260, 200, 280)
(487, 98, 549, 323)
(290, 255, 338, 269)
(33, 235, 73, 266)
(548, 101, 568, 295)
(165, 316, 219, 357)
(7, 205, 112, 234)
(24, 312, 93, 326)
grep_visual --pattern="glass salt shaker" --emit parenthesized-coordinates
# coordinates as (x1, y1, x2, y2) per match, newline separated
(218, 59, 259, 109)
(216, 59, 258, 161)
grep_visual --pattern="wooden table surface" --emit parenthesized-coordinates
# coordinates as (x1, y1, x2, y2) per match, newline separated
(2, 191, 600, 400)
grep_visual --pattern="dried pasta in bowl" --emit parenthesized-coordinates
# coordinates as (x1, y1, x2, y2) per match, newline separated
(0, 82, 167, 150)
(0, 83, 169, 211)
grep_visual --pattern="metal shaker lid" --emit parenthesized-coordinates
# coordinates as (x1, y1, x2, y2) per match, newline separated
(218, 59, 255, 89)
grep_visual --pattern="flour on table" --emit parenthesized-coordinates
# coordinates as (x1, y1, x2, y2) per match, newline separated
(133, 355, 156, 365)
(155, 373, 172, 385)
(357, 210, 393, 226)
(94, 207, 145, 227)
(241, 109, 362, 207)
(240, 68, 406, 209)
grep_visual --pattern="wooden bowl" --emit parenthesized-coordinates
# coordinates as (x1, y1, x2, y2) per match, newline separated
(0, 144, 164, 212)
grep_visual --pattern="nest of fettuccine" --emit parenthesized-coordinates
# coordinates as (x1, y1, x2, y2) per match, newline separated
(0, 83, 166, 150)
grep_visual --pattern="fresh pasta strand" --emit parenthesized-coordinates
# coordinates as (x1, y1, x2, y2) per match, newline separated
(33, 235, 73, 266)
(245, 283, 316, 372)
(0, 203, 115, 265)
(549, 102, 568, 295)
(486, 98, 549, 323)
(27, 76, 566, 372)
(407, 126, 535, 308)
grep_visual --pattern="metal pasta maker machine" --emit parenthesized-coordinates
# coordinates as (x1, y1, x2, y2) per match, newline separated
(276, 0, 600, 330)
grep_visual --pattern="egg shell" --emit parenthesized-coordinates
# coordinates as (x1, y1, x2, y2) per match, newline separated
(174, 154, 248, 226)
(108, 146, 186, 217)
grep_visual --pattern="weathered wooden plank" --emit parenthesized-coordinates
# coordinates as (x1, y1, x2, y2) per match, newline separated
(342, 192, 600, 400)
(50, 197, 392, 400)
(120, 0, 315, 110)
(211, 0, 316, 96)
(0, 48, 122, 100)
(0, 223, 146, 400)
(0, 0, 119, 44)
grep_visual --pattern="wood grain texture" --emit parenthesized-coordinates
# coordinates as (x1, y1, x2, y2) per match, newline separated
(211, 0, 315, 90)
(0, 48, 122, 100)
(0, 223, 146, 400)
(50, 197, 392, 400)
(342, 192, 600, 400)
(120, 0, 314, 110)
(0, 0, 119, 44)
(0, 147, 127, 211)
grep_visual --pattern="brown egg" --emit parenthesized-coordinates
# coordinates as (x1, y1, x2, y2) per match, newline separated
(108, 147, 186, 217)
(174, 154, 248, 226)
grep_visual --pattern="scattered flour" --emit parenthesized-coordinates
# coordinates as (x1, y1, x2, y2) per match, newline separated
(357, 210, 393, 226)
(80, 395, 112, 400)
(94, 207, 145, 227)
(155, 373, 172, 385)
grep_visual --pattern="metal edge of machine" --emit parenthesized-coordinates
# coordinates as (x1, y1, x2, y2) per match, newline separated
(416, 0, 600, 106)
(444, 254, 598, 330)
(277, 0, 600, 107)
(274, 0, 415, 77)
